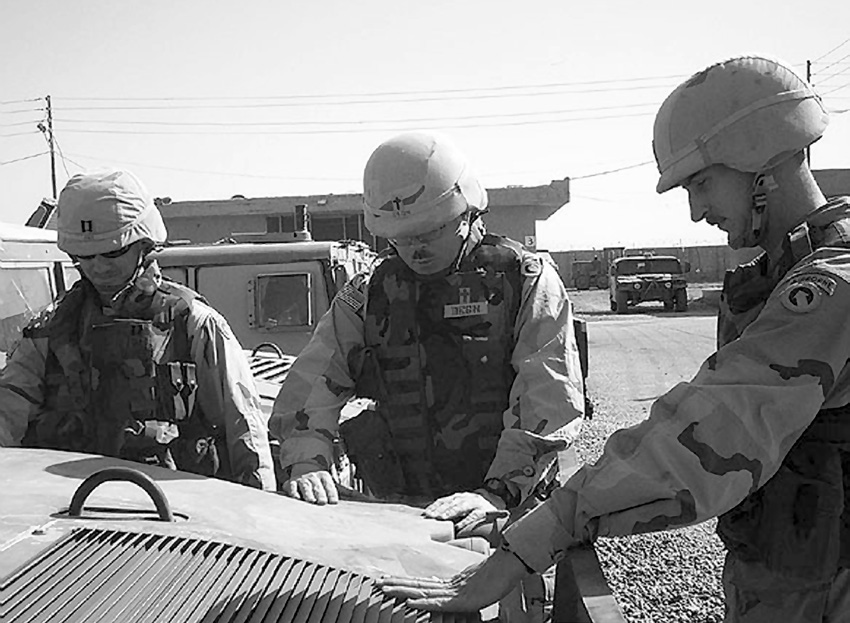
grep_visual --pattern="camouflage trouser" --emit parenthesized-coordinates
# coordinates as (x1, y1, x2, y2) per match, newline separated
(723, 556, 850, 622)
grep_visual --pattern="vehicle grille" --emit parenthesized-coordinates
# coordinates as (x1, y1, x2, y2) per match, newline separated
(0, 527, 478, 623)
(249, 354, 296, 383)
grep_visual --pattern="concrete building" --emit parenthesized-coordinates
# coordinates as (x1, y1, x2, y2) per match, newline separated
(156, 179, 570, 252)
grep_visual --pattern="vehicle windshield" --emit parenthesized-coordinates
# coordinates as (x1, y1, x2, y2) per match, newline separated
(615, 258, 682, 275)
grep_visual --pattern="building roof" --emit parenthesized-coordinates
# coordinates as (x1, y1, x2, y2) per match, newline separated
(158, 179, 571, 218)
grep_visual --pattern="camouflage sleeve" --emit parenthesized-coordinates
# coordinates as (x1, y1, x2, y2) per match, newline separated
(186, 300, 276, 491)
(484, 257, 585, 507)
(269, 273, 367, 482)
(503, 257, 850, 572)
(0, 336, 48, 446)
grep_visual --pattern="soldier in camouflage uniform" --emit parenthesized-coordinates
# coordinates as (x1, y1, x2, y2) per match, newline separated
(0, 170, 275, 491)
(270, 131, 585, 621)
(380, 56, 850, 622)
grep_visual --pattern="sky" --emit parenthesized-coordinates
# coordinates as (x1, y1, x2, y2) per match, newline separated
(2, 1, 849, 251)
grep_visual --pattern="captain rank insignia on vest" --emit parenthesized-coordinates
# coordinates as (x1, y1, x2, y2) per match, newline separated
(444, 287, 489, 319)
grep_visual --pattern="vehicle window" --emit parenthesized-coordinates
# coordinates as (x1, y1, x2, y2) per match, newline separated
(63, 264, 81, 291)
(161, 266, 189, 285)
(255, 273, 311, 329)
(0, 267, 54, 354)
(615, 258, 682, 275)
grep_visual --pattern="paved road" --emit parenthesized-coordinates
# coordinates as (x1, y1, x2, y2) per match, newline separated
(586, 314, 716, 406)
(571, 287, 718, 410)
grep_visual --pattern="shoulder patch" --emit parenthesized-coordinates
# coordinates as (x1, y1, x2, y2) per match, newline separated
(778, 280, 823, 314)
(521, 255, 542, 278)
(336, 274, 367, 312)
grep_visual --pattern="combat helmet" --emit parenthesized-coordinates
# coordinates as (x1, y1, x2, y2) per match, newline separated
(57, 169, 167, 256)
(362, 132, 487, 239)
(653, 55, 829, 194)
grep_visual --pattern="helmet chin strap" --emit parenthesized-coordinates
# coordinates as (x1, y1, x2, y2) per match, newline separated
(744, 172, 777, 247)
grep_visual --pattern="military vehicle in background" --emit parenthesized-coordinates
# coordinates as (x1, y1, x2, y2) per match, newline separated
(0, 222, 78, 369)
(571, 247, 625, 290)
(608, 253, 690, 313)
(153, 205, 376, 359)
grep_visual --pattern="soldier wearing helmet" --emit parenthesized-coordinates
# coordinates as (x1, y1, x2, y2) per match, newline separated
(380, 56, 850, 621)
(0, 170, 275, 491)
(270, 132, 585, 621)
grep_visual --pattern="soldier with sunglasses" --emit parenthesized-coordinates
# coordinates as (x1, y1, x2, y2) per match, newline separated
(0, 169, 275, 491)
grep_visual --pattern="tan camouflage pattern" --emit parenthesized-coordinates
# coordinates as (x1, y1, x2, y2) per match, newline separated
(270, 238, 585, 505)
(0, 260, 276, 490)
(504, 199, 850, 584)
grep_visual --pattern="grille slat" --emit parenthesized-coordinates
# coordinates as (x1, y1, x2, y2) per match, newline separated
(0, 528, 480, 623)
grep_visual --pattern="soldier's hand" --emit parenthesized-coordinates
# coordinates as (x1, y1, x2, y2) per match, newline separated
(282, 469, 339, 505)
(424, 491, 506, 536)
(378, 547, 528, 611)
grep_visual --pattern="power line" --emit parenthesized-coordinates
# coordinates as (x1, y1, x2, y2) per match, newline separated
(55, 74, 689, 104)
(54, 102, 659, 128)
(814, 52, 850, 80)
(572, 161, 655, 180)
(0, 97, 43, 106)
(57, 110, 656, 136)
(0, 109, 46, 117)
(0, 119, 44, 128)
(54, 84, 679, 112)
(0, 129, 40, 138)
(811, 37, 850, 64)
(64, 151, 360, 182)
(0, 152, 48, 166)
(823, 80, 850, 97)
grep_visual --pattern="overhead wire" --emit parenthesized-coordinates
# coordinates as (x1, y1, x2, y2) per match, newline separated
(0, 152, 48, 166)
(57, 110, 656, 135)
(55, 74, 689, 103)
(811, 37, 850, 64)
(54, 101, 659, 128)
(0, 97, 44, 106)
(64, 151, 360, 182)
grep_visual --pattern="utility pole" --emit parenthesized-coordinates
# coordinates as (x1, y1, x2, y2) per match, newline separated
(806, 60, 812, 167)
(38, 95, 58, 200)
(46, 95, 57, 200)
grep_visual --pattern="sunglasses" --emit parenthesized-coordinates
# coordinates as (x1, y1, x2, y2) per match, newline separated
(388, 215, 468, 248)
(72, 245, 134, 261)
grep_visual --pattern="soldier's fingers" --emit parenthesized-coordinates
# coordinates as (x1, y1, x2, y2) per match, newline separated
(283, 479, 302, 500)
(455, 510, 485, 535)
(298, 478, 320, 504)
(424, 496, 454, 517)
(316, 473, 339, 504)
(377, 576, 449, 590)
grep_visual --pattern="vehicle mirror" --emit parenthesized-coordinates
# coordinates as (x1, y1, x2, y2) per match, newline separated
(683, 261, 691, 273)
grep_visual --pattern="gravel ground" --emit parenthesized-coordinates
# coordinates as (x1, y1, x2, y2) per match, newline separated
(569, 285, 727, 623)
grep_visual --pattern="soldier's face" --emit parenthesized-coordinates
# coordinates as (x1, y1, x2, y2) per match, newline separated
(683, 165, 754, 249)
(75, 241, 144, 295)
(391, 215, 468, 275)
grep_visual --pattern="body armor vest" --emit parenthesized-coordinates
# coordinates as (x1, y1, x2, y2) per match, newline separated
(22, 277, 223, 477)
(716, 208, 850, 580)
(354, 235, 524, 499)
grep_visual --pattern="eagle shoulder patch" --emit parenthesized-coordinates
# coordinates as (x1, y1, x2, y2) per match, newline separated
(778, 276, 829, 314)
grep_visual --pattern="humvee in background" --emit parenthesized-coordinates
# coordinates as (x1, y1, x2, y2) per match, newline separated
(609, 253, 690, 314)
(0, 222, 78, 369)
